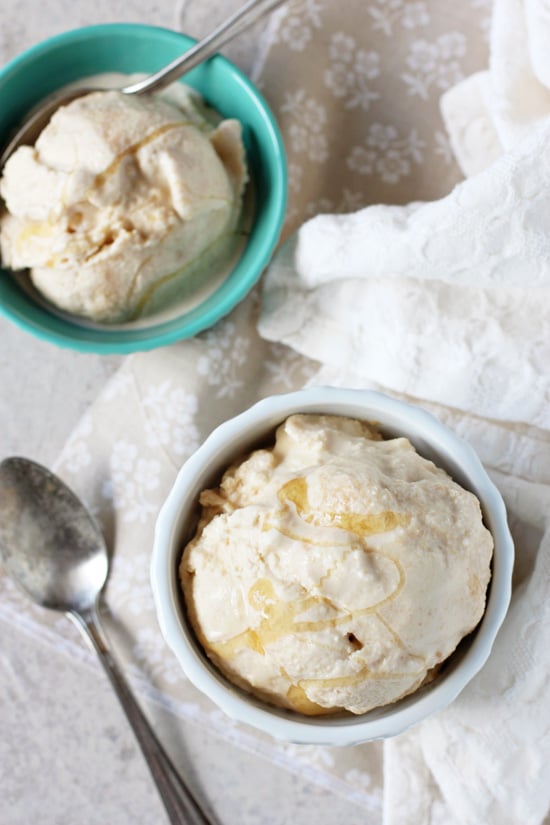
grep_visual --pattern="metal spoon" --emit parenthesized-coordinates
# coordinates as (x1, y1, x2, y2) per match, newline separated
(0, 0, 286, 166)
(0, 456, 213, 825)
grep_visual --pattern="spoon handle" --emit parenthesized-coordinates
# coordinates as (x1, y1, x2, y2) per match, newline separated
(121, 0, 287, 96)
(70, 606, 213, 825)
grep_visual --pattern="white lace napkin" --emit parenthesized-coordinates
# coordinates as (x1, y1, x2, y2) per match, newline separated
(258, 0, 550, 822)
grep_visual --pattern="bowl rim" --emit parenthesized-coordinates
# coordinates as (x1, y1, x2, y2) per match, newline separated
(151, 386, 514, 746)
(0, 22, 287, 353)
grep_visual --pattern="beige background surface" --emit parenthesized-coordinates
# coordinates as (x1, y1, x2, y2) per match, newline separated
(0, 1, 496, 823)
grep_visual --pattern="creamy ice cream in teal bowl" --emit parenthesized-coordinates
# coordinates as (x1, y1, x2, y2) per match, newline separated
(0, 23, 287, 353)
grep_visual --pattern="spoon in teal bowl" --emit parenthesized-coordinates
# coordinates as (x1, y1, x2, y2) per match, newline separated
(0, 456, 214, 825)
(0, 0, 286, 166)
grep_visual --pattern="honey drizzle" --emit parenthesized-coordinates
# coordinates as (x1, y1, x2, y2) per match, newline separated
(207, 475, 421, 713)
(278, 477, 409, 536)
(91, 121, 190, 192)
(18, 122, 190, 256)
(209, 578, 357, 659)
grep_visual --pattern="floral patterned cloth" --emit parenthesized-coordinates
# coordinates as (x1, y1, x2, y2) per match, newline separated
(2, 0, 547, 821)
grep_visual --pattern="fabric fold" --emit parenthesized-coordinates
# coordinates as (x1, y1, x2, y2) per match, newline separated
(257, 0, 550, 822)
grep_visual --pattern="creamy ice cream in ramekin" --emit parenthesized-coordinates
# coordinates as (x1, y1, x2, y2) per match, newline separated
(0, 84, 247, 322)
(180, 413, 493, 717)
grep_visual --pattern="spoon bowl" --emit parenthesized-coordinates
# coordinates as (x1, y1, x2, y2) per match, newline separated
(0, 457, 108, 611)
(0, 456, 213, 825)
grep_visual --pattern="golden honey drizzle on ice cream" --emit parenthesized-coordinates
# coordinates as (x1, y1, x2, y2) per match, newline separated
(205, 479, 417, 714)
(91, 121, 186, 191)
(278, 476, 408, 537)
(181, 414, 494, 716)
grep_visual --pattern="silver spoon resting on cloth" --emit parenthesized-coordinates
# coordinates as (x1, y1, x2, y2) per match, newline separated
(0, 456, 215, 825)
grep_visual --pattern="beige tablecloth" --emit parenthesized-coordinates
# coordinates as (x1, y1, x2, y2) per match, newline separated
(1, 2, 548, 822)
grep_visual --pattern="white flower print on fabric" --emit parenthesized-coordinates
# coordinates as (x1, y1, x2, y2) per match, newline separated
(57, 411, 93, 474)
(274, 0, 323, 52)
(102, 439, 161, 523)
(344, 768, 384, 808)
(470, 0, 492, 40)
(106, 552, 156, 618)
(287, 161, 304, 193)
(368, 0, 430, 37)
(263, 343, 318, 390)
(434, 129, 454, 164)
(133, 627, 187, 685)
(102, 368, 134, 402)
(280, 742, 336, 770)
(402, 32, 467, 99)
(347, 123, 425, 184)
(344, 767, 374, 790)
(339, 188, 371, 213)
(141, 380, 199, 459)
(280, 90, 329, 163)
(197, 319, 251, 398)
(286, 187, 371, 234)
(324, 33, 380, 111)
(401, 1, 431, 29)
(304, 196, 335, 218)
(304, 188, 371, 219)
(282, 203, 302, 232)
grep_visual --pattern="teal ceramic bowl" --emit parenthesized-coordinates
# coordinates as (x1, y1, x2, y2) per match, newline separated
(0, 24, 287, 353)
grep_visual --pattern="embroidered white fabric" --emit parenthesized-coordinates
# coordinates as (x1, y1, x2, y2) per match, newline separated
(259, 0, 550, 822)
